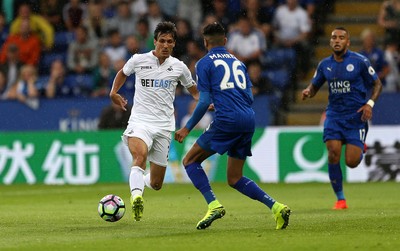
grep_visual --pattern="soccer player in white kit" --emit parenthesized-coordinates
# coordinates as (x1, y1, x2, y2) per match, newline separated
(109, 21, 199, 221)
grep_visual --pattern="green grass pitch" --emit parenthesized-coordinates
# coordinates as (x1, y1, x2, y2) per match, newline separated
(1, 182, 399, 250)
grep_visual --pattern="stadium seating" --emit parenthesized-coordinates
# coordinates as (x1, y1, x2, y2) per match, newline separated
(53, 31, 75, 52)
(262, 68, 290, 91)
(64, 74, 94, 97)
(35, 75, 50, 94)
(39, 51, 67, 74)
(261, 48, 296, 71)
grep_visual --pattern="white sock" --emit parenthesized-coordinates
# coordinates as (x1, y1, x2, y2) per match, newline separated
(129, 166, 145, 197)
(144, 173, 154, 190)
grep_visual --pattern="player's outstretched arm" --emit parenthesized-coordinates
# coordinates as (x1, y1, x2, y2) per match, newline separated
(109, 69, 128, 111)
(175, 91, 211, 143)
(187, 84, 199, 101)
(174, 127, 190, 143)
(357, 78, 383, 122)
(369, 78, 383, 104)
(302, 84, 320, 100)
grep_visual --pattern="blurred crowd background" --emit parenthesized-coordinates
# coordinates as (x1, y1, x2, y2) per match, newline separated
(0, 0, 399, 127)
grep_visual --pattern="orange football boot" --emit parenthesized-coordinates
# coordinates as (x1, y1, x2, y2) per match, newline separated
(333, 199, 348, 210)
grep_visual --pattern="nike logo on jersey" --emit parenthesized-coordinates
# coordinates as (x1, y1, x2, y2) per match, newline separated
(327, 67, 332, 71)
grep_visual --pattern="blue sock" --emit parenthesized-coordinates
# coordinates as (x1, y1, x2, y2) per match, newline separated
(185, 162, 216, 204)
(233, 176, 276, 209)
(328, 163, 345, 200)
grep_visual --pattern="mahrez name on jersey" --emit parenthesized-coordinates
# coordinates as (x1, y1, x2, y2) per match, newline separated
(208, 53, 236, 60)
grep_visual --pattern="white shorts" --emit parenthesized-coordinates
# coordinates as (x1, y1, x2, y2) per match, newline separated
(122, 123, 172, 167)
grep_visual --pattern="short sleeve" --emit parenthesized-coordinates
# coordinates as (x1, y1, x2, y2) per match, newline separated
(178, 62, 195, 88)
(360, 58, 379, 86)
(122, 54, 138, 76)
(311, 61, 326, 88)
(195, 59, 211, 92)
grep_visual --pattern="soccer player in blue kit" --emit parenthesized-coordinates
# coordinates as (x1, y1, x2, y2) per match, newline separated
(302, 27, 382, 209)
(175, 22, 290, 230)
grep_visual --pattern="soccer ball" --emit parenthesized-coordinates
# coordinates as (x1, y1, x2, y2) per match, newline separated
(98, 194, 126, 222)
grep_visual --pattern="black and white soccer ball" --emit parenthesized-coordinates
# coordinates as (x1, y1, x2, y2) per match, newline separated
(98, 194, 125, 222)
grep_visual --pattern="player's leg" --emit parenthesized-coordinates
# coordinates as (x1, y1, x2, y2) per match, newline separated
(226, 135, 290, 230)
(227, 156, 280, 208)
(345, 144, 364, 168)
(345, 124, 369, 168)
(182, 142, 223, 229)
(127, 136, 148, 220)
(144, 163, 166, 190)
(326, 139, 347, 209)
(143, 131, 170, 190)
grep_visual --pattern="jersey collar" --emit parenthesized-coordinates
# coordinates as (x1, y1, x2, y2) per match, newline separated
(330, 49, 351, 61)
(150, 50, 170, 65)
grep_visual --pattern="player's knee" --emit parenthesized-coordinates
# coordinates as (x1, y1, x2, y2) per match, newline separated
(133, 155, 147, 167)
(346, 159, 360, 168)
(151, 181, 163, 190)
(328, 152, 341, 163)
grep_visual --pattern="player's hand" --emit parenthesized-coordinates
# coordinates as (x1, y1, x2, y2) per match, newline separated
(208, 103, 215, 111)
(110, 93, 128, 111)
(174, 127, 190, 143)
(358, 104, 372, 122)
(302, 89, 311, 100)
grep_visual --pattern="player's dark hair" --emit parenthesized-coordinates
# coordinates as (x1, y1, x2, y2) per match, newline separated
(202, 22, 226, 46)
(334, 26, 350, 37)
(154, 21, 177, 41)
(202, 22, 226, 37)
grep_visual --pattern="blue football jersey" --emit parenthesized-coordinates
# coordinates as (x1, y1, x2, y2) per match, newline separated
(312, 50, 378, 118)
(195, 46, 255, 132)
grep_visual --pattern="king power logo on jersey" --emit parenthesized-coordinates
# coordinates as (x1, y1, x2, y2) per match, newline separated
(278, 132, 347, 182)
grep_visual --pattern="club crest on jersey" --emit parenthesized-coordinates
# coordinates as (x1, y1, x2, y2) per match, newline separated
(167, 66, 173, 72)
(346, 64, 354, 72)
(368, 66, 376, 75)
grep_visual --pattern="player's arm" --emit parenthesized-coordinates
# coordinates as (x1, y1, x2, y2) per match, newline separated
(186, 83, 199, 101)
(109, 69, 128, 111)
(369, 78, 383, 103)
(303, 62, 326, 100)
(302, 83, 320, 100)
(174, 91, 211, 143)
(357, 78, 383, 122)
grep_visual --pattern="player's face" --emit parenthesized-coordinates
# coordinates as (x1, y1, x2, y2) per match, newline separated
(154, 33, 175, 60)
(330, 29, 350, 55)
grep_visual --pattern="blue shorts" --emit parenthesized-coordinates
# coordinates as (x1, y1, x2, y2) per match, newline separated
(323, 116, 369, 150)
(197, 122, 254, 160)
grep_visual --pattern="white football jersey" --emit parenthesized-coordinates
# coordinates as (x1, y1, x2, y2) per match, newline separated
(123, 51, 195, 131)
